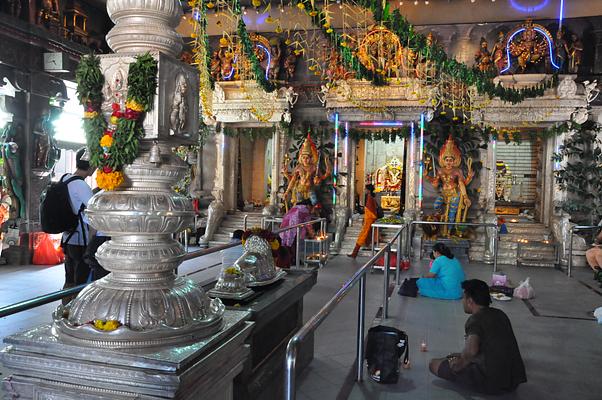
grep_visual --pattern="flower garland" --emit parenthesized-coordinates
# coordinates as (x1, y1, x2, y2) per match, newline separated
(290, 0, 557, 103)
(189, 0, 215, 119)
(76, 53, 158, 190)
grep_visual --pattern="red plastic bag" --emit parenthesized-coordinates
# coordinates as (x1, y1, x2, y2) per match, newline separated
(33, 234, 63, 265)
(375, 252, 397, 268)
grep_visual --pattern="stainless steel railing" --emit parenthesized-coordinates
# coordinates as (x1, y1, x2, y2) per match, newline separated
(406, 220, 499, 271)
(0, 241, 240, 319)
(273, 218, 327, 269)
(567, 224, 601, 277)
(284, 226, 405, 400)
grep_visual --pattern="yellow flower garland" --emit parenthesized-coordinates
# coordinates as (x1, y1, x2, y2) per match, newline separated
(126, 99, 144, 112)
(96, 170, 124, 191)
(93, 319, 121, 331)
(99, 134, 113, 147)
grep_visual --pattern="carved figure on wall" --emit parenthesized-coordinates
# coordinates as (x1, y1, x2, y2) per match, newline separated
(282, 135, 331, 205)
(169, 74, 189, 136)
(268, 38, 281, 80)
(491, 31, 507, 74)
(103, 68, 127, 110)
(554, 30, 570, 73)
(495, 160, 513, 202)
(210, 49, 221, 80)
(508, 20, 549, 73)
(37, 0, 60, 27)
(33, 109, 61, 173)
(474, 38, 492, 72)
(569, 33, 583, 74)
(284, 50, 297, 80)
(8, 0, 22, 17)
(2, 142, 25, 219)
(424, 136, 474, 236)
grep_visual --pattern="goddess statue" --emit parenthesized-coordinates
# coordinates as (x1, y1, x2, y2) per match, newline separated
(424, 136, 474, 236)
(491, 31, 507, 74)
(508, 20, 548, 73)
(474, 38, 492, 72)
(282, 134, 331, 205)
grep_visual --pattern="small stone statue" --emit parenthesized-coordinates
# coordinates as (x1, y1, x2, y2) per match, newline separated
(37, 0, 59, 25)
(569, 33, 583, 74)
(169, 74, 188, 136)
(554, 30, 569, 73)
(491, 31, 507, 74)
(284, 50, 297, 81)
(268, 38, 282, 80)
(474, 37, 492, 72)
(210, 49, 221, 80)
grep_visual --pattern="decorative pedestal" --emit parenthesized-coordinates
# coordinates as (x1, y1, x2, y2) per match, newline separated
(1, 311, 252, 400)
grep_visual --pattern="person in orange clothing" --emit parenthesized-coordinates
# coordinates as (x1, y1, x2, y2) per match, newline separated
(348, 184, 378, 258)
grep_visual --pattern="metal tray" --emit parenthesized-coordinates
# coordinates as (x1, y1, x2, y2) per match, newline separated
(207, 287, 255, 301)
(247, 269, 287, 287)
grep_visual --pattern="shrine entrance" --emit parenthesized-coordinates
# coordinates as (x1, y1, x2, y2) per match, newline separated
(494, 134, 544, 222)
(356, 138, 406, 213)
(238, 134, 272, 210)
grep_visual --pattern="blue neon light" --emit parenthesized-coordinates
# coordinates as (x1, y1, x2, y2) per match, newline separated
(358, 121, 404, 127)
(500, 27, 559, 74)
(558, 0, 564, 29)
(509, 0, 549, 13)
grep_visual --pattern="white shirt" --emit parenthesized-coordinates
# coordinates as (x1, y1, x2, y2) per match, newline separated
(61, 173, 93, 246)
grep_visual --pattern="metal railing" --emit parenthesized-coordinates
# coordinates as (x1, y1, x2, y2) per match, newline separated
(568, 225, 601, 277)
(406, 220, 499, 271)
(284, 226, 404, 400)
(273, 218, 327, 269)
(370, 223, 408, 286)
(0, 242, 240, 319)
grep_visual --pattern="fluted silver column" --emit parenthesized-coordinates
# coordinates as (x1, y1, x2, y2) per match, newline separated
(53, 0, 224, 349)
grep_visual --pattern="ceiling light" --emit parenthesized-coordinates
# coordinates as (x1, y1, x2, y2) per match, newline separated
(399, 1, 403, 4)
(471, 0, 476, 3)
(414, 0, 418, 5)
(425, 0, 429, 4)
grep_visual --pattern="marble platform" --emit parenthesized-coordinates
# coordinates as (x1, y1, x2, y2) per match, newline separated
(1, 310, 252, 400)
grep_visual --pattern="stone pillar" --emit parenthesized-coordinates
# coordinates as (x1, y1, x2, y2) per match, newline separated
(332, 133, 353, 253)
(404, 133, 418, 220)
(593, 29, 602, 75)
(263, 125, 284, 216)
(225, 132, 239, 212)
(201, 125, 226, 246)
(483, 137, 498, 264)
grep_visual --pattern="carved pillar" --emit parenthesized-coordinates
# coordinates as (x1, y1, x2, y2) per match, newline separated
(226, 131, 239, 212)
(483, 137, 498, 264)
(201, 125, 226, 245)
(332, 132, 353, 252)
(264, 125, 284, 216)
(403, 134, 418, 220)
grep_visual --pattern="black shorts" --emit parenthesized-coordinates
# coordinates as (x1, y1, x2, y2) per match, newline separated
(437, 359, 487, 392)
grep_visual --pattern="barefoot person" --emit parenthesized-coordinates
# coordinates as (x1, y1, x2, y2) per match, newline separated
(348, 184, 378, 258)
(417, 242, 465, 300)
(429, 279, 527, 395)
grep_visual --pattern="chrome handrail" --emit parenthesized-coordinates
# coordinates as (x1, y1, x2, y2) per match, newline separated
(243, 214, 249, 231)
(284, 226, 405, 400)
(273, 218, 327, 268)
(0, 242, 241, 318)
(568, 224, 601, 277)
(406, 220, 499, 271)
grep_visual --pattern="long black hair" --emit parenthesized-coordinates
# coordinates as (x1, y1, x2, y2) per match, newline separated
(365, 184, 375, 198)
(433, 242, 454, 259)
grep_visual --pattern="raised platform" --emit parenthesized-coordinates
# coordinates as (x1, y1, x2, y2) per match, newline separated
(422, 238, 470, 260)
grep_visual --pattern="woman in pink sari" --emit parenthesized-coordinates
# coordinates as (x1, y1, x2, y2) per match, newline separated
(279, 199, 316, 248)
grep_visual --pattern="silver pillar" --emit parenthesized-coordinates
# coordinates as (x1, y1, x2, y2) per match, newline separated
(201, 126, 226, 246)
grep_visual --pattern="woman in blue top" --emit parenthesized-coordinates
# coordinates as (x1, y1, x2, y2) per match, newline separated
(417, 242, 465, 300)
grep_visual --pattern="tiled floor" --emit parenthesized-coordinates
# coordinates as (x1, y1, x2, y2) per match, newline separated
(297, 256, 602, 400)
(1, 250, 601, 399)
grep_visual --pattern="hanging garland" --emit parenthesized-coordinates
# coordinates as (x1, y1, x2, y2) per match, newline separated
(76, 53, 158, 190)
(232, 0, 276, 92)
(290, 0, 557, 103)
(190, 0, 215, 119)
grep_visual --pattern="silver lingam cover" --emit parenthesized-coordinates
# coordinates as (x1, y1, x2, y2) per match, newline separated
(234, 235, 286, 285)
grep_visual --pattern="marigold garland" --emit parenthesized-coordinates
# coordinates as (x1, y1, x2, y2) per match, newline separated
(76, 53, 158, 190)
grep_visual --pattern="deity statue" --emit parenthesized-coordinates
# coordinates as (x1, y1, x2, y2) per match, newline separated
(268, 38, 282, 80)
(284, 50, 297, 80)
(508, 20, 548, 73)
(568, 33, 583, 74)
(374, 157, 403, 193)
(2, 142, 25, 219)
(218, 38, 235, 80)
(424, 136, 474, 236)
(210, 49, 221, 80)
(495, 160, 513, 202)
(169, 74, 188, 136)
(491, 31, 507, 74)
(474, 38, 492, 72)
(282, 135, 331, 205)
(37, 0, 59, 26)
(554, 30, 570, 73)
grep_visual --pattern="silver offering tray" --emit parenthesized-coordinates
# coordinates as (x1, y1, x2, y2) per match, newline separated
(207, 287, 255, 301)
(247, 269, 287, 288)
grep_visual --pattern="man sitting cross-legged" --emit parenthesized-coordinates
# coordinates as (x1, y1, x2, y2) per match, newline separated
(429, 279, 527, 395)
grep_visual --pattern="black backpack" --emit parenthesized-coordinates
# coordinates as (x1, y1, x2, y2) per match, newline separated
(40, 174, 85, 237)
(365, 326, 410, 384)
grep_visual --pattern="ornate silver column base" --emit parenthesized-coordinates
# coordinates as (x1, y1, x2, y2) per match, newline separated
(482, 213, 498, 264)
(331, 206, 350, 254)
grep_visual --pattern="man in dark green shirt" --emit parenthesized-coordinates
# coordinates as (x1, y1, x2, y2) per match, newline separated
(429, 279, 527, 394)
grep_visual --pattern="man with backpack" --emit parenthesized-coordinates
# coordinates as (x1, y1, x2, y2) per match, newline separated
(41, 148, 95, 298)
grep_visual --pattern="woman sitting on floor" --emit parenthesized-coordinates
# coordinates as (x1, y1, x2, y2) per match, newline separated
(417, 242, 465, 300)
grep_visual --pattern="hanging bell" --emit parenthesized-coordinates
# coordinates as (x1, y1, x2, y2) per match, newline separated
(80, 147, 91, 162)
(148, 141, 161, 164)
